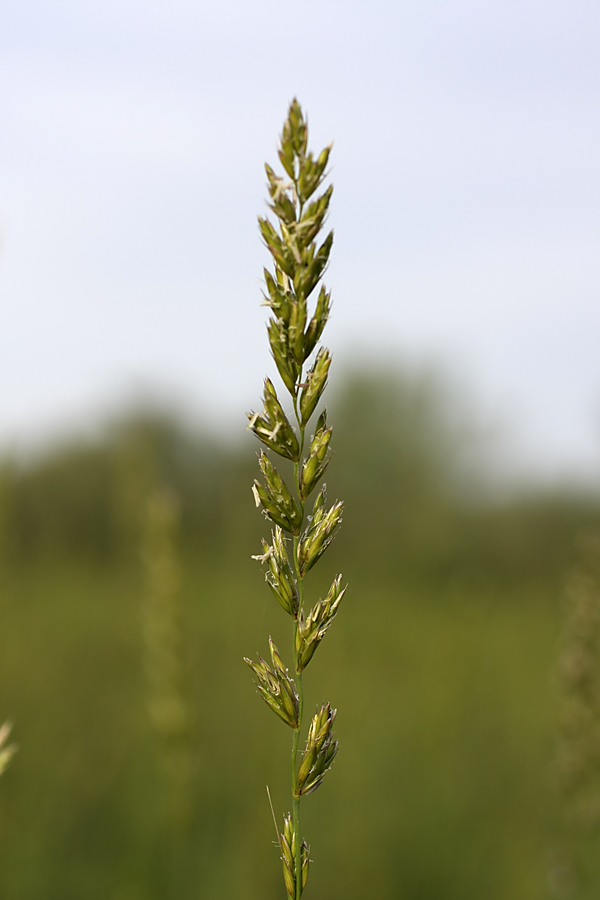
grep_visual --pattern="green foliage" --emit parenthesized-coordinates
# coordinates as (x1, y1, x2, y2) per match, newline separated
(0, 372, 594, 590)
(0, 554, 562, 900)
(0, 365, 599, 897)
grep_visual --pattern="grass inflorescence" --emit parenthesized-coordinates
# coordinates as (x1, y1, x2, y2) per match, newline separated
(244, 100, 344, 900)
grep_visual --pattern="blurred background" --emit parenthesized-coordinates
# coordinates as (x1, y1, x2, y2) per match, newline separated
(1, 1, 600, 898)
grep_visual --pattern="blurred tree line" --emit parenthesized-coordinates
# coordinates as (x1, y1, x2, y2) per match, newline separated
(0, 365, 599, 900)
(1, 366, 597, 587)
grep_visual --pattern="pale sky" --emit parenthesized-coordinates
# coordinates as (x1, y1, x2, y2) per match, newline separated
(1, 0, 599, 481)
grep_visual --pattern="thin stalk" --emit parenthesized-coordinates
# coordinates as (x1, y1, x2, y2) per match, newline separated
(292, 397, 306, 900)
(290, 667, 301, 900)
(291, 603, 305, 900)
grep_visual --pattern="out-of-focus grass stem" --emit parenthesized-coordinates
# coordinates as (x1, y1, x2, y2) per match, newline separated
(550, 533, 600, 898)
(140, 487, 193, 837)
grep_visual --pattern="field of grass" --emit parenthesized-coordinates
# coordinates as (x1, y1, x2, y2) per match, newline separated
(0, 554, 566, 899)
(0, 369, 597, 899)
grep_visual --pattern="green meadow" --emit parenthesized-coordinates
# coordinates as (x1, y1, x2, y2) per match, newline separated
(0, 368, 598, 900)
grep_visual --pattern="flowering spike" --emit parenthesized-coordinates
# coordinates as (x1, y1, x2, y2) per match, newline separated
(245, 100, 346, 900)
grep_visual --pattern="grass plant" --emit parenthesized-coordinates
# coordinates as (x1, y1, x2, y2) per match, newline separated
(550, 534, 600, 898)
(244, 100, 344, 900)
(0, 465, 17, 779)
(140, 485, 197, 900)
(140, 487, 192, 833)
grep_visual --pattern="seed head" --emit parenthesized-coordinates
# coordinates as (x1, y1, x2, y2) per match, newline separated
(0, 721, 17, 776)
(244, 638, 299, 728)
(296, 575, 346, 671)
(280, 812, 310, 898)
(295, 703, 338, 796)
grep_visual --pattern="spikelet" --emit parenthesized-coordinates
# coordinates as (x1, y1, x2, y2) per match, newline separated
(0, 721, 17, 776)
